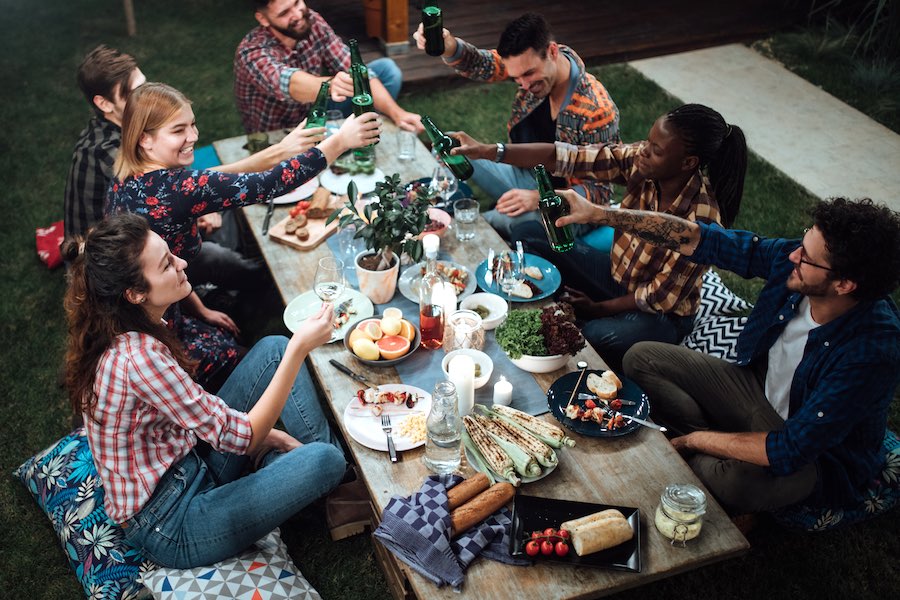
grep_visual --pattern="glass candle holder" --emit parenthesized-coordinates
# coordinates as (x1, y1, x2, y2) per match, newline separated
(443, 309, 485, 353)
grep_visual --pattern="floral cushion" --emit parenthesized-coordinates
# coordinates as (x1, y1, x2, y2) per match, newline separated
(13, 428, 155, 599)
(770, 430, 900, 531)
(140, 529, 321, 600)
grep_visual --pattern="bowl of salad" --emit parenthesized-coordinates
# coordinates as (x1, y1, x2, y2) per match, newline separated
(496, 303, 586, 374)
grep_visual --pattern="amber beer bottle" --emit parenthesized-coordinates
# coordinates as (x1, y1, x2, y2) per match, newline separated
(422, 2, 444, 56)
(421, 115, 473, 181)
(304, 81, 330, 129)
(534, 164, 575, 252)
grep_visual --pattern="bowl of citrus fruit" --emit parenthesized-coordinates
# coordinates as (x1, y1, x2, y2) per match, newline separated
(344, 307, 420, 366)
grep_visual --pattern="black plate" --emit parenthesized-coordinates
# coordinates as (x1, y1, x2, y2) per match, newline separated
(510, 494, 641, 572)
(547, 371, 650, 437)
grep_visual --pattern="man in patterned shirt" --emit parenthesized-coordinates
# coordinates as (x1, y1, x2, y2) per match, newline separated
(553, 195, 900, 515)
(63, 45, 146, 246)
(414, 12, 619, 239)
(235, 0, 421, 134)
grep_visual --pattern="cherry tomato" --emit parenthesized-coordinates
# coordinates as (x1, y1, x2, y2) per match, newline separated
(555, 541, 569, 557)
(610, 399, 623, 411)
(531, 531, 542, 540)
(524, 540, 540, 557)
(543, 527, 557, 537)
(558, 529, 570, 540)
(540, 540, 554, 556)
(584, 399, 597, 409)
(297, 200, 311, 213)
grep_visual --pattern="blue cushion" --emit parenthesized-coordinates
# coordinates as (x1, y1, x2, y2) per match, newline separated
(770, 430, 900, 531)
(578, 225, 615, 252)
(13, 429, 155, 599)
(190, 145, 220, 171)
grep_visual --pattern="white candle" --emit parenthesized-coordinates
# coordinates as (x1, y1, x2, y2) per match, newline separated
(442, 282, 457, 319)
(448, 354, 475, 416)
(422, 233, 440, 255)
(493, 376, 513, 406)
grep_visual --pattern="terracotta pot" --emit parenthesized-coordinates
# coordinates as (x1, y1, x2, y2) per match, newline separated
(355, 250, 399, 304)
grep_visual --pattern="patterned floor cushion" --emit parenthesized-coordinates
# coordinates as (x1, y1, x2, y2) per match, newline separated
(681, 270, 753, 361)
(770, 430, 900, 531)
(13, 428, 155, 600)
(140, 529, 321, 600)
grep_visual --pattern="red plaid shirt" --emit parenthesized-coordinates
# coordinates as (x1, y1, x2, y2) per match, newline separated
(234, 10, 349, 133)
(83, 332, 253, 523)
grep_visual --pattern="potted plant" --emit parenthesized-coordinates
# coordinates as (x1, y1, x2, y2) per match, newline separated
(329, 173, 431, 303)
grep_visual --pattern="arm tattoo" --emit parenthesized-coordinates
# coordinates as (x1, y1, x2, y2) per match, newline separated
(607, 209, 699, 253)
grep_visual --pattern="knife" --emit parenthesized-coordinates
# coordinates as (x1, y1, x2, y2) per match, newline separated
(606, 409, 667, 432)
(261, 197, 276, 236)
(329, 359, 371, 385)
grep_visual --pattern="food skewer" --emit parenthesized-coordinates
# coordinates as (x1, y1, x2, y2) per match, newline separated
(565, 361, 589, 411)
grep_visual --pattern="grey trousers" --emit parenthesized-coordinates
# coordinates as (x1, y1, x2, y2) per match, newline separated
(623, 342, 817, 513)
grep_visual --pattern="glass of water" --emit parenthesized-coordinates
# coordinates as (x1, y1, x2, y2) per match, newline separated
(325, 109, 344, 138)
(314, 256, 345, 303)
(453, 198, 478, 242)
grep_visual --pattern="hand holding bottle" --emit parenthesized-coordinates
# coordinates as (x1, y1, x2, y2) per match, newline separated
(329, 71, 355, 102)
(447, 131, 494, 160)
(555, 188, 601, 228)
(278, 121, 325, 157)
(413, 23, 457, 58)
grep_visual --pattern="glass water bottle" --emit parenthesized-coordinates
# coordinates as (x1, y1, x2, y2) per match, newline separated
(424, 381, 461, 473)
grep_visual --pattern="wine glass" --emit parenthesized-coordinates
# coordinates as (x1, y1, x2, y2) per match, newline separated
(497, 252, 521, 299)
(314, 256, 345, 304)
(429, 164, 458, 208)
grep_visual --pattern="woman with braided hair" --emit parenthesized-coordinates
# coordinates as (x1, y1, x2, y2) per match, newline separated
(451, 103, 748, 372)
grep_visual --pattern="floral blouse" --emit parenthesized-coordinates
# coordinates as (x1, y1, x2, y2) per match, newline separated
(106, 148, 326, 261)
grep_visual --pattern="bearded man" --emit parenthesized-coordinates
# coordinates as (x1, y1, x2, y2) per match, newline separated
(234, 0, 421, 134)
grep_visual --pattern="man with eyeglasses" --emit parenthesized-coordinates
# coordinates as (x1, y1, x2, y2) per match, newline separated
(552, 193, 900, 516)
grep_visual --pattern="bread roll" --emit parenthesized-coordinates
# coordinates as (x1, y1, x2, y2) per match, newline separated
(560, 508, 625, 533)
(449, 482, 515, 537)
(602, 370, 623, 390)
(570, 517, 633, 556)
(586, 373, 618, 400)
(447, 473, 490, 511)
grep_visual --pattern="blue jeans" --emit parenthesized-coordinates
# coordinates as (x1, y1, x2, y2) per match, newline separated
(330, 57, 402, 117)
(516, 221, 695, 373)
(121, 336, 346, 568)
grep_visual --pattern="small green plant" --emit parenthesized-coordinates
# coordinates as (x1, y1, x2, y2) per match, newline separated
(328, 173, 431, 271)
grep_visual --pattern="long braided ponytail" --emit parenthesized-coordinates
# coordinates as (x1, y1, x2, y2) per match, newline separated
(666, 104, 747, 227)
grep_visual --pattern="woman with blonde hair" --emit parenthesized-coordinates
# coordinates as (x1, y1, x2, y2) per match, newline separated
(63, 213, 346, 568)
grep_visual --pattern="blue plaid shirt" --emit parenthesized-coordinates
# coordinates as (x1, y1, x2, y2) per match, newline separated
(693, 223, 900, 506)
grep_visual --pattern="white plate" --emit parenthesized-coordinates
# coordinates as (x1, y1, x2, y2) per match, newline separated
(465, 446, 557, 484)
(283, 288, 374, 342)
(271, 176, 319, 204)
(343, 384, 432, 452)
(397, 261, 476, 304)
(320, 167, 385, 195)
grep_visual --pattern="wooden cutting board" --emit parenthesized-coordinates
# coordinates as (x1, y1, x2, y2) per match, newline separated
(268, 187, 346, 250)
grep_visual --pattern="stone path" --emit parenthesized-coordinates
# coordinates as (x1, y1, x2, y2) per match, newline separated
(629, 44, 900, 212)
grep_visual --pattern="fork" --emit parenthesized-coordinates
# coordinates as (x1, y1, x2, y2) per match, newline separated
(381, 414, 398, 463)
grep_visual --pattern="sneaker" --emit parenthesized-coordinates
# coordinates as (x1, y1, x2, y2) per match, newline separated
(325, 479, 372, 541)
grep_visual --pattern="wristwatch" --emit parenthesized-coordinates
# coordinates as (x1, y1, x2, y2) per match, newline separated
(494, 142, 505, 163)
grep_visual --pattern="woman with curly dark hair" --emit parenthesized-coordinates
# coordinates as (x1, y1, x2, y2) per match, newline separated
(63, 213, 346, 568)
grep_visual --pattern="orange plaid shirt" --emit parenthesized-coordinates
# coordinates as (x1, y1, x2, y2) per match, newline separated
(554, 141, 721, 316)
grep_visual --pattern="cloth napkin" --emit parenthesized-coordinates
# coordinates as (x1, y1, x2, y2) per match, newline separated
(373, 474, 529, 590)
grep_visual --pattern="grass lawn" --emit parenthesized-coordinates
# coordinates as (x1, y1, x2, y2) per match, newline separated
(1, 1, 897, 598)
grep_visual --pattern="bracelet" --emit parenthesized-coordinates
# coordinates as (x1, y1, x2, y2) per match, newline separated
(494, 142, 505, 163)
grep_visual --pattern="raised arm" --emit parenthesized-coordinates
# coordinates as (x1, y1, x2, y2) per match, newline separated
(450, 132, 557, 167)
(557, 189, 702, 256)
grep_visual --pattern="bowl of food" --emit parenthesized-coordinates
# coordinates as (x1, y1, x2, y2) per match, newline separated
(344, 313, 420, 367)
(496, 303, 586, 374)
(441, 348, 494, 389)
(460, 292, 508, 330)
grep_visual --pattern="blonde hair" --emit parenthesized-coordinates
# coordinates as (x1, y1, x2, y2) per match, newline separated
(114, 82, 192, 180)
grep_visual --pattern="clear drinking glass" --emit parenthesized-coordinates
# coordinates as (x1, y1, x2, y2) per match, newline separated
(325, 109, 344, 138)
(497, 252, 521, 298)
(429, 164, 457, 208)
(398, 129, 417, 162)
(313, 256, 345, 303)
(452, 198, 478, 242)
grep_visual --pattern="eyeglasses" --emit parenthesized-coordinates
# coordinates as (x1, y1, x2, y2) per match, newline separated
(797, 228, 834, 271)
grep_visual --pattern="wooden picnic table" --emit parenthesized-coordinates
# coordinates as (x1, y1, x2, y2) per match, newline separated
(213, 122, 749, 599)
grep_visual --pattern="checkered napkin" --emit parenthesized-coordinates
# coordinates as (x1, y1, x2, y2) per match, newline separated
(373, 474, 529, 590)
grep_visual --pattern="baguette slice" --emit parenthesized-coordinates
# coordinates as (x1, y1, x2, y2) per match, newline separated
(560, 508, 625, 533)
(602, 370, 623, 390)
(508, 281, 534, 299)
(586, 372, 618, 400)
(522, 266, 544, 280)
(570, 517, 633, 556)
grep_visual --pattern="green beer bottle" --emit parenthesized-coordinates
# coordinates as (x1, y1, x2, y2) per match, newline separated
(422, 2, 444, 57)
(304, 80, 330, 129)
(534, 164, 575, 252)
(421, 115, 473, 181)
(348, 39, 377, 171)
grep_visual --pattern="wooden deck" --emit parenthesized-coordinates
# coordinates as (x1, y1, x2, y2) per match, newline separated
(319, 0, 806, 84)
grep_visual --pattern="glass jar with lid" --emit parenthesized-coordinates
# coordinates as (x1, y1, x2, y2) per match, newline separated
(442, 309, 485, 353)
(654, 483, 707, 546)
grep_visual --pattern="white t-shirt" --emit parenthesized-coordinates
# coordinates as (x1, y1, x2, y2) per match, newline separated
(765, 297, 820, 419)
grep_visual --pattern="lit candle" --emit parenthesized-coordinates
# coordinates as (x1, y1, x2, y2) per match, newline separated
(493, 376, 513, 406)
(448, 354, 475, 416)
(441, 284, 458, 348)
